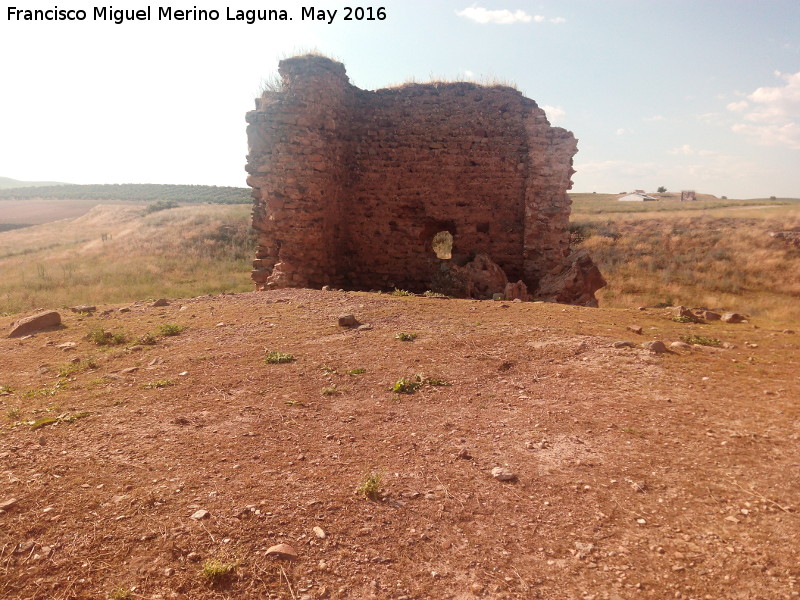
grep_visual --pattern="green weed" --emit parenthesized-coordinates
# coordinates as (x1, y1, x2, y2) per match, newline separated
(390, 376, 422, 394)
(144, 379, 176, 389)
(395, 332, 417, 342)
(57, 358, 98, 379)
(23, 380, 65, 398)
(6, 406, 21, 421)
(347, 368, 366, 376)
(321, 385, 339, 396)
(621, 427, 644, 437)
(671, 315, 697, 323)
(158, 323, 186, 336)
(29, 411, 92, 430)
(108, 587, 132, 600)
(356, 471, 383, 500)
(265, 351, 295, 364)
(87, 327, 127, 346)
(391, 288, 413, 296)
(137, 333, 158, 346)
(681, 335, 722, 347)
(0, 385, 14, 394)
(200, 557, 239, 584)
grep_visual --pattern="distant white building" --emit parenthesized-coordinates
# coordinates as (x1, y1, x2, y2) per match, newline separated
(618, 192, 658, 202)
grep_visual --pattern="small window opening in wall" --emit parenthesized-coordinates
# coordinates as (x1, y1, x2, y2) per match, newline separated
(431, 231, 453, 260)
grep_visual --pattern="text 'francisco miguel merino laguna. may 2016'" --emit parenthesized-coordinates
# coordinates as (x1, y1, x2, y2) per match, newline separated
(6, 6, 387, 25)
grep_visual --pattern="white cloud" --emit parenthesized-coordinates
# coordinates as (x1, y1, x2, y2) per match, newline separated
(668, 144, 714, 157)
(727, 100, 749, 112)
(456, 6, 534, 24)
(455, 5, 561, 25)
(542, 104, 566, 123)
(732, 121, 800, 150)
(463, 69, 475, 79)
(615, 128, 627, 136)
(729, 71, 800, 150)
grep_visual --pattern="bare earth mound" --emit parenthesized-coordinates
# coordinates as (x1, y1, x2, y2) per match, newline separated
(1, 290, 798, 599)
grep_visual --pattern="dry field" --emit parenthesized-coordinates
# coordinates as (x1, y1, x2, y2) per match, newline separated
(570, 195, 800, 323)
(0, 204, 255, 316)
(1, 289, 799, 600)
(0, 199, 139, 229)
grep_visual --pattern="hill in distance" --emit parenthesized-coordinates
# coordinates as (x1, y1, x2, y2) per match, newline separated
(0, 175, 69, 189)
(0, 182, 251, 203)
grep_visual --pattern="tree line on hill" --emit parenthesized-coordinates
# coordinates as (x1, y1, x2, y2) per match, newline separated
(0, 183, 251, 204)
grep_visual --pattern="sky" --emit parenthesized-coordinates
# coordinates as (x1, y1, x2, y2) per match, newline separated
(1, 0, 799, 198)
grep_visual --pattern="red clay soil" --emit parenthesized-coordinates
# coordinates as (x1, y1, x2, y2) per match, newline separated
(1, 289, 798, 600)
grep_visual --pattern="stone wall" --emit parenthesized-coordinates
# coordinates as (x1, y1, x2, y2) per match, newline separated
(245, 55, 604, 305)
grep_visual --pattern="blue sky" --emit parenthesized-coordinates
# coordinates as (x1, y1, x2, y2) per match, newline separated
(1, 1, 799, 197)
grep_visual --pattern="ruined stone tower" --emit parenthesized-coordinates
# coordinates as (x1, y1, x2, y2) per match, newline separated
(245, 55, 604, 305)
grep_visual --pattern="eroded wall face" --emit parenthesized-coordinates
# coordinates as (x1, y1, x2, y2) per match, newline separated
(342, 86, 530, 290)
(246, 56, 601, 304)
(245, 58, 353, 289)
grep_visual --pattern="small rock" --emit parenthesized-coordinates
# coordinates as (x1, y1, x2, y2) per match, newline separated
(0, 498, 19, 511)
(266, 543, 298, 560)
(321, 285, 331, 291)
(186, 552, 201, 562)
(456, 447, 472, 460)
(164, 567, 175, 576)
(69, 305, 96, 313)
(642, 341, 667, 354)
(637, 306, 647, 311)
(670, 341, 691, 350)
(491, 467, 517, 482)
(57, 342, 77, 350)
(783, 329, 796, 334)
(672, 306, 695, 319)
(338, 314, 359, 327)
(119, 307, 131, 313)
(357, 323, 373, 331)
(120, 367, 139, 374)
(627, 325, 643, 335)
(313, 526, 326, 539)
(721, 312, 745, 323)
(8, 311, 61, 338)
(724, 515, 740, 524)
(190, 509, 210, 520)
(613, 341, 635, 349)
(721, 342, 737, 349)
(702, 311, 721, 321)
(152, 298, 169, 307)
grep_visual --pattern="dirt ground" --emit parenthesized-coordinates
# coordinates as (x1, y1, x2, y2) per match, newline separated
(1, 289, 798, 600)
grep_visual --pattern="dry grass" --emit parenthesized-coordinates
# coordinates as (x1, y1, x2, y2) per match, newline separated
(0, 203, 255, 316)
(571, 206, 800, 323)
